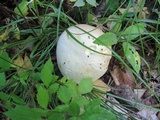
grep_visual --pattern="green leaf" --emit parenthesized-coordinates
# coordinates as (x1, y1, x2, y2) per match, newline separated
(68, 102, 80, 116)
(78, 78, 93, 94)
(94, 32, 117, 47)
(122, 23, 146, 41)
(0, 92, 9, 101)
(10, 94, 25, 105)
(14, 0, 29, 18)
(54, 104, 69, 112)
(0, 72, 5, 87)
(72, 97, 89, 107)
(74, 0, 85, 7)
(65, 80, 78, 97)
(4, 105, 42, 120)
(49, 83, 59, 94)
(40, 58, 53, 87)
(0, 51, 11, 71)
(57, 86, 71, 104)
(86, 0, 98, 7)
(81, 98, 116, 120)
(12, 24, 20, 40)
(37, 86, 49, 109)
(123, 42, 141, 73)
(48, 112, 65, 120)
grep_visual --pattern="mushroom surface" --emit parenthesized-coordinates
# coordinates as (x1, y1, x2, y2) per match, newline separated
(56, 24, 112, 83)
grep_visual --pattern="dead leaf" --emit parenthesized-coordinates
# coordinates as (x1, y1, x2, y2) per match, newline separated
(134, 89, 146, 100)
(93, 79, 111, 99)
(137, 108, 159, 120)
(107, 96, 128, 118)
(110, 65, 135, 89)
(93, 79, 111, 92)
(13, 53, 32, 75)
(0, 27, 11, 42)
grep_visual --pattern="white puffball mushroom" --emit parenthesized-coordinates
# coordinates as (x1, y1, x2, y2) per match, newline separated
(56, 24, 112, 83)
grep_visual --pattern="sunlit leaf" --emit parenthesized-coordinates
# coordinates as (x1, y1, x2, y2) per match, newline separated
(94, 32, 117, 47)
(49, 83, 59, 94)
(74, 0, 85, 7)
(57, 86, 71, 104)
(14, 0, 29, 18)
(12, 24, 20, 40)
(65, 80, 78, 97)
(78, 78, 93, 94)
(40, 58, 53, 87)
(0, 27, 11, 42)
(86, 0, 98, 7)
(13, 53, 32, 76)
(123, 42, 141, 73)
(37, 86, 49, 109)
(71, 96, 89, 107)
(122, 23, 146, 41)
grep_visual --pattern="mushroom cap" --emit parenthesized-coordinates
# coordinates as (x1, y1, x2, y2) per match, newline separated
(56, 24, 112, 83)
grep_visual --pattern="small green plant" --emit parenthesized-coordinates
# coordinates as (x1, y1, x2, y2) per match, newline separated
(3, 58, 116, 120)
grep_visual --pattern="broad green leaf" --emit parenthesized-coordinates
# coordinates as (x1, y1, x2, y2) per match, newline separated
(78, 78, 93, 94)
(10, 94, 25, 105)
(94, 32, 117, 47)
(54, 104, 69, 112)
(86, 0, 98, 7)
(81, 98, 116, 120)
(51, 75, 59, 83)
(0, 72, 5, 87)
(0, 92, 9, 101)
(68, 102, 80, 116)
(123, 42, 141, 73)
(65, 80, 78, 97)
(72, 97, 89, 107)
(14, 0, 29, 18)
(48, 112, 65, 120)
(57, 86, 71, 104)
(49, 83, 59, 94)
(110, 21, 122, 33)
(40, 58, 53, 87)
(74, 0, 85, 7)
(4, 105, 41, 120)
(122, 23, 146, 41)
(0, 51, 11, 71)
(37, 86, 49, 109)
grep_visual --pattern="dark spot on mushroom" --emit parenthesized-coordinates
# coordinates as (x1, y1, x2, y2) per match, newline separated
(100, 63, 102, 65)
(83, 42, 85, 44)
(88, 36, 90, 39)
(87, 55, 89, 58)
(100, 67, 102, 69)
(101, 48, 104, 51)
(64, 62, 66, 64)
